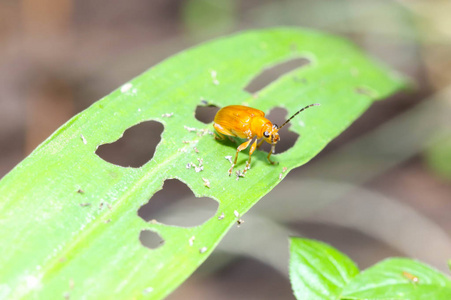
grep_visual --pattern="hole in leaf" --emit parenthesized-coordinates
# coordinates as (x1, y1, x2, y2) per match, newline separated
(244, 57, 310, 94)
(195, 104, 220, 124)
(139, 230, 164, 249)
(96, 121, 164, 168)
(259, 107, 298, 154)
(138, 179, 218, 227)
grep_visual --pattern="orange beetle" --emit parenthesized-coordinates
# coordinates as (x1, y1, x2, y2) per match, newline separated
(213, 103, 319, 175)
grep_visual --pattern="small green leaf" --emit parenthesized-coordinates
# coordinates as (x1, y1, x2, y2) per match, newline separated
(289, 237, 359, 300)
(342, 258, 451, 300)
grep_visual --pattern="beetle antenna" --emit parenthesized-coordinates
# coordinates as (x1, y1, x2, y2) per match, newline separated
(278, 103, 320, 129)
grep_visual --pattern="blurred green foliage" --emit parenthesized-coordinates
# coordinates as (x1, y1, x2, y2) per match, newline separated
(290, 238, 451, 300)
(425, 133, 451, 181)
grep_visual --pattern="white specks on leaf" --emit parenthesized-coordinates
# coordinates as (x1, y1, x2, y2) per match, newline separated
(279, 167, 288, 179)
(197, 158, 203, 167)
(202, 177, 210, 188)
(187, 158, 204, 172)
(184, 126, 213, 136)
(235, 169, 245, 180)
(189, 236, 195, 246)
(25, 275, 40, 289)
(162, 113, 173, 118)
(218, 212, 224, 220)
(234, 210, 244, 227)
(199, 247, 207, 254)
(80, 134, 87, 145)
(143, 287, 154, 295)
(197, 128, 214, 136)
(184, 125, 197, 132)
(225, 156, 233, 164)
(210, 70, 219, 85)
(120, 83, 133, 93)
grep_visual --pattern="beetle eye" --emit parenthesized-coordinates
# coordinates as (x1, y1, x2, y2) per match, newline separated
(273, 124, 278, 129)
(263, 131, 270, 138)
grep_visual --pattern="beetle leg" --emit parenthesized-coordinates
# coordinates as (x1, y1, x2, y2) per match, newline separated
(229, 139, 252, 176)
(243, 138, 258, 174)
(267, 149, 279, 165)
(214, 131, 226, 140)
(256, 139, 265, 149)
(213, 123, 237, 143)
(214, 131, 236, 143)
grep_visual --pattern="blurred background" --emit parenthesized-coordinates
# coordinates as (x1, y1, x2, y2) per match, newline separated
(1, 0, 450, 299)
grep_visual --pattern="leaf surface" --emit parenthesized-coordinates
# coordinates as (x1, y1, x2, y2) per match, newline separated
(0, 28, 405, 299)
(342, 258, 451, 300)
(289, 238, 360, 300)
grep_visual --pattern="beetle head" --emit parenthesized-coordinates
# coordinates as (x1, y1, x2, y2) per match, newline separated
(262, 123, 280, 153)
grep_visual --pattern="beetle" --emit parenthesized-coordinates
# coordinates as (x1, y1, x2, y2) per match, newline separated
(213, 103, 320, 175)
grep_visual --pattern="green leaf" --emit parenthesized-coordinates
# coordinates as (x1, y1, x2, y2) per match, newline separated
(289, 238, 359, 300)
(0, 28, 405, 299)
(342, 258, 451, 300)
(289, 239, 451, 300)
